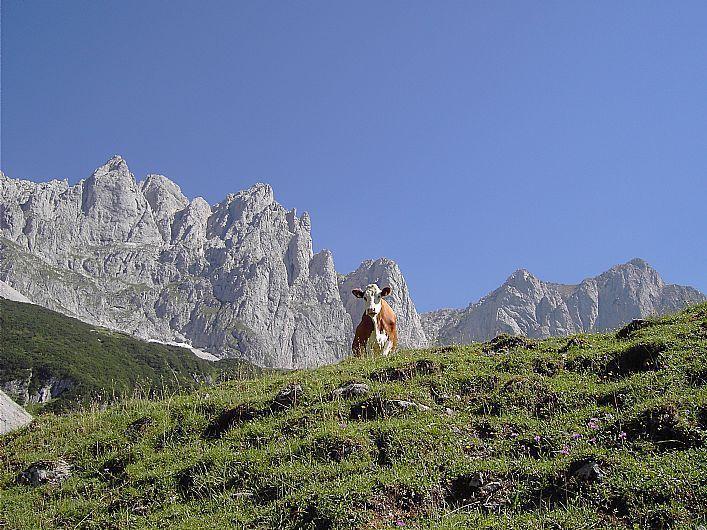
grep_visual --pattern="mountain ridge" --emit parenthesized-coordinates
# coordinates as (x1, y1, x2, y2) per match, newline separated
(421, 259, 705, 344)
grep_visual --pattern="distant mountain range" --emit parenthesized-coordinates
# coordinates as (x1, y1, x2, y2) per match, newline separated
(1, 156, 703, 368)
(420, 258, 705, 344)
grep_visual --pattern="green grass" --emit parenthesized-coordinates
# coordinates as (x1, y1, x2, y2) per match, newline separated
(0, 298, 263, 411)
(2, 303, 707, 528)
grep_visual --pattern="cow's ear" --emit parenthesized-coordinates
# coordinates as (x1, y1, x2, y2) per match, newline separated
(352, 289, 365, 298)
(381, 286, 392, 297)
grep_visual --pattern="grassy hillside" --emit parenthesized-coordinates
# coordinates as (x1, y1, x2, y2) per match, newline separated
(0, 298, 261, 411)
(1, 303, 707, 529)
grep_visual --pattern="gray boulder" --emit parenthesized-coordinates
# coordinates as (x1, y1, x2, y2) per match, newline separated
(0, 389, 32, 435)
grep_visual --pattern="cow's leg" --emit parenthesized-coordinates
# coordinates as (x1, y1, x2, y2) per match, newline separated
(382, 339, 394, 356)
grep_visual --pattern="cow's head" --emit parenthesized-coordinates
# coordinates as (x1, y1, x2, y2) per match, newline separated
(352, 284, 392, 317)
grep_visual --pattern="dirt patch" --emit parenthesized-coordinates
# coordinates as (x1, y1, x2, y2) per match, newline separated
(203, 404, 260, 439)
(622, 404, 705, 450)
(372, 430, 399, 467)
(98, 452, 135, 483)
(616, 319, 655, 340)
(288, 502, 334, 530)
(483, 334, 536, 353)
(176, 460, 220, 500)
(559, 337, 586, 353)
(350, 396, 430, 421)
(445, 471, 513, 512)
(310, 435, 362, 463)
(532, 357, 564, 376)
(603, 342, 666, 378)
(125, 416, 154, 439)
(370, 360, 439, 382)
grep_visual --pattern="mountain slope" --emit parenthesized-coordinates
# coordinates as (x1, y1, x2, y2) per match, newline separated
(0, 298, 260, 411)
(423, 259, 705, 344)
(1, 303, 706, 528)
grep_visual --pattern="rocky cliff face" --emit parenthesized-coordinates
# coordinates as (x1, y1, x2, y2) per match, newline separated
(0, 156, 355, 368)
(338, 258, 427, 348)
(422, 259, 706, 344)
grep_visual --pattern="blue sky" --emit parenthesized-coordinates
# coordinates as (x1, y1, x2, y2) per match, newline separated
(2, 1, 706, 311)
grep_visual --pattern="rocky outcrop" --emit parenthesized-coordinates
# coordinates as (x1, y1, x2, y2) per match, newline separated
(338, 258, 427, 348)
(0, 157, 353, 368)
(423, 259, 705, 344)
(2, 371, 75, 405)
(0, 389, 32, 435)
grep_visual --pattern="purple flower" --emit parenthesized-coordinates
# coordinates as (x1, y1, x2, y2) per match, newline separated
(588, 437, 597, 444)
(395, 521, 406, 527)
(618, 431, 627, 440)
(559, 445, 570, 455)
(571, 432, 582, 440)
(510, 431, 519, 438)
(533, 435, 541, 443)
(587, 419, 600, 430)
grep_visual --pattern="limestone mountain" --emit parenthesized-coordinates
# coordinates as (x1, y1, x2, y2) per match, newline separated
(0, 157, 429, 368)
(0, 156, 354, 368)
(422, 258, 705, 344)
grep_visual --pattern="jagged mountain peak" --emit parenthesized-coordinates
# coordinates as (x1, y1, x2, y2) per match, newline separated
(90, 154, 132, 180)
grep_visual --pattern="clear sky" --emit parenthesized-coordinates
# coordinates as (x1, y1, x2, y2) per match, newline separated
(1, 1, 705, 311)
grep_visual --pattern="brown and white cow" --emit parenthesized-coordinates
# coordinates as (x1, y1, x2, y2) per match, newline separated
(351, 284, 398, 357)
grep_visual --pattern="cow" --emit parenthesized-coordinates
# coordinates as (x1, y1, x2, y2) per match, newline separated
(351, 283, 398, 357)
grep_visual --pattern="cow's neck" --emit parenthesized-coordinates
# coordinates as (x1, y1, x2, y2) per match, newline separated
(367, 312, 386, 339)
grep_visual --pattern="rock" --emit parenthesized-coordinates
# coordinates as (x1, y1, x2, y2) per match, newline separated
(569, 458, 605, 482)
(0, 390, 32, 435)
(203, 404, 260, 439)
(422, 260, 705, 344)
(18, 460, 71, 486)
(271, 383, 303, 410)
(331, 383, 370, 399)
(370, 359, 439, 382)
(338, 258, 427, 348)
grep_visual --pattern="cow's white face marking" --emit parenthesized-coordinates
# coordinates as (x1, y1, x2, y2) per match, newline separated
(352, 284, 391, 318)
(362, 284, 383, 317)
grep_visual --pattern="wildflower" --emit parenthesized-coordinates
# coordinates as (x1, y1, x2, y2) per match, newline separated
(587, 418, 600, 429)
(559, 445, 570, 455)
(510, 431, 519, 438)
(588, 437, 596, 444)
(618, 431, 627, 440)
(571, 432, 582, 440)
(533, 435, 541, 443)
(395, 521, 406, 527)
